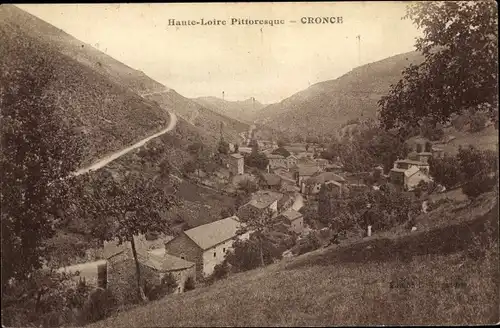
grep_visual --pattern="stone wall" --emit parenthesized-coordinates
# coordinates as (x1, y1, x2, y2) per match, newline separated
(164, 233, 203, 278)
(106, 252, 159, 305)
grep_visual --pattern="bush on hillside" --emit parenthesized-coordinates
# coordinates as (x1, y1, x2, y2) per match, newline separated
(144, 274, 178, 301)
(292, 233, 322, 256)
(469, 111, 488, 132)
(457, 146, 497, 198)
(184, 277, 196, 291)
(429, 156, 461, 189)
(245, 151, 269, 170)
(81, 288, 117, 324)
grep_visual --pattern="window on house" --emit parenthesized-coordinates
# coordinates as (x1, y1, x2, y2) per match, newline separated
(223, 248, 226, 253)
(214, 252, 216, 257)
(181, 256, 185, 260)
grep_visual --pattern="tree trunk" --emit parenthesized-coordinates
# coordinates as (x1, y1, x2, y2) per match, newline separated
(130, 236, 146, 302)
(259, 236, 265, 267)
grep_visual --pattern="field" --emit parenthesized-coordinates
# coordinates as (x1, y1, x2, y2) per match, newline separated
(87, 192, 498, 327)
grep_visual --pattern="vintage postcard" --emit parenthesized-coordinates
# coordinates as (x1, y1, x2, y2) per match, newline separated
(1, 2, 498, 327)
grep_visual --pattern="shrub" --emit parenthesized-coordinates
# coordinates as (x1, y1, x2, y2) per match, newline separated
(184, 277, 195, 292)
(469, 111, 488, 132)
(144, 274, 178, 301)
(81, 288, 117, 324)
(462, 175, 496, 199)
(429, 156, 461, 189)
(293, 233, 322, 255)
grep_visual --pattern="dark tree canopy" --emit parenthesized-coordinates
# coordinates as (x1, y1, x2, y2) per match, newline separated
(1, 52, 87, 290)
(379, 1, 498, 131)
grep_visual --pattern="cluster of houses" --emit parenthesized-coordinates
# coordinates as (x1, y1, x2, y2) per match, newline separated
(56, 136, 446, 306)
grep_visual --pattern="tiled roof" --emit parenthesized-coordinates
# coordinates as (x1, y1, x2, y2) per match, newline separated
(181, 216, 244, 250)
(146, 249, 195, 271)
(261, 173, 281, 186)
(280, 209, 303, 222)
(395, 159, 428, 165)
(231, 153, 243, 159)
(267, 154, 285, 159)
(305, 172, 346, 185)
(298, 165, 319, 176)
(248, 190, 284, 209)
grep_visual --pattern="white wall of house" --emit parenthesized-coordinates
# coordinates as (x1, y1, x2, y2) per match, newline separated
(406, 171, 433, 190)
(269, 200, 278, 213)
(202, 239, 234, 277)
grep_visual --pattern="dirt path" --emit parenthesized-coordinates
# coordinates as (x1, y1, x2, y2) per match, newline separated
(72, 111, 177, 176)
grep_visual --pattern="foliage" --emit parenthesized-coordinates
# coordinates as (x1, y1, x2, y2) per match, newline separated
(419, 119, 444, 141)
(144, 274, 178, 301)
(81, 288, 117, 324)
(379, 1, 498, 131)
(226, 234, 281, 272)
(234, 143, 239, 153)
(237, 178, 258, 195)
(2, 270, 92, 327)
(217, 138, 230, 154)
(187, 141, 205, 154)
(321, 125, 409, 173)
(182, 160, 197, 176)
(457, 146, 497, 198)
(292, 233, 322, 256)
(1, 50, 88, 302)
(81, 171, 179, 301)
(429, 155, 461, 189)
(272, 147, 291, 158)
(246, 151, 269, 170)
(469, 111, 488, 132)
(211, 261, 229, 281)
(184, 277, 196, 292)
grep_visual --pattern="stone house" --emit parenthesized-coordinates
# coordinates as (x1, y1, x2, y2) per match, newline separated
(390, 165, 433, 191)
(56, 260, 107, 289)
(294, 165, 321, 189)
(164, 216, 249, 279)
(259, 173, 282, 190)
(228, 153, 244, 175)
(303, 171, 346, 196)
(275, 209, 304, 234)
(103, 235, 195, 305)
(237, 190, 285, 222)
(267, 154, 287, 170)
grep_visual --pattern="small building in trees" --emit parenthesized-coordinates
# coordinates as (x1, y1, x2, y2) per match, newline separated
(275, 209, 304, 234)
(303, 172, 347, 196)
(237, 190, 286, 221)
(389, 165, 432, 191)
(164, 216, 249, 279)
(267, 154, 287, 170)
(260, 173, 282, 190)
(228, 153, 244, 175)
(294, 164, 321, 191)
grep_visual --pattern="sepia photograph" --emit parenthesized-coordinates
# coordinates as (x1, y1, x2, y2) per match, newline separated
(1, 1, 498, 327)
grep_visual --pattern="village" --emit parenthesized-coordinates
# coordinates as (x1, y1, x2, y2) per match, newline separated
(56, 127, 449, 304)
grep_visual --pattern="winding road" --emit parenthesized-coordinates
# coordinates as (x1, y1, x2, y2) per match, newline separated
(71, 91, 178, 177)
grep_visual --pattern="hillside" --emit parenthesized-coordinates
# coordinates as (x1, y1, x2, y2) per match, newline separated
(88, 192, 498, 326)
(193, 96, 266, 124)
(255, 51, 425, 138)
(145, 91, 249, 145)
(1, 5, 247, 147)
(0, 5, 172, 165)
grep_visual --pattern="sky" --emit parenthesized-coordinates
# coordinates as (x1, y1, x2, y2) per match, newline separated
(18, 2, 422, 104)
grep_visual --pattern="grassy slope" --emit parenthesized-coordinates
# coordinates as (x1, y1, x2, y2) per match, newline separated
(256, 51, 424, 137)
(88, 192, 498, 327)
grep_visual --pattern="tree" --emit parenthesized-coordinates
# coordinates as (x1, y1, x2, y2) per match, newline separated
(1, 52, 87, 295)
(317, 183, 332, 220)
(234, 143, 239, 153)
(187, 141, 204, 154)
(457, 145, 497, 198)
(217, 138, 230, 154)
(379, 1, 498, 132)
(83, 172, 179, 302)
(271, 147, 291, 158)
(246, 151, 269, 170)
(469, 111, 488, 132)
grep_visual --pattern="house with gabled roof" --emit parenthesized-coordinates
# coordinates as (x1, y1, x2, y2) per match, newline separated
(164, 216, 249, 278)
(275, 209, 304, 234)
